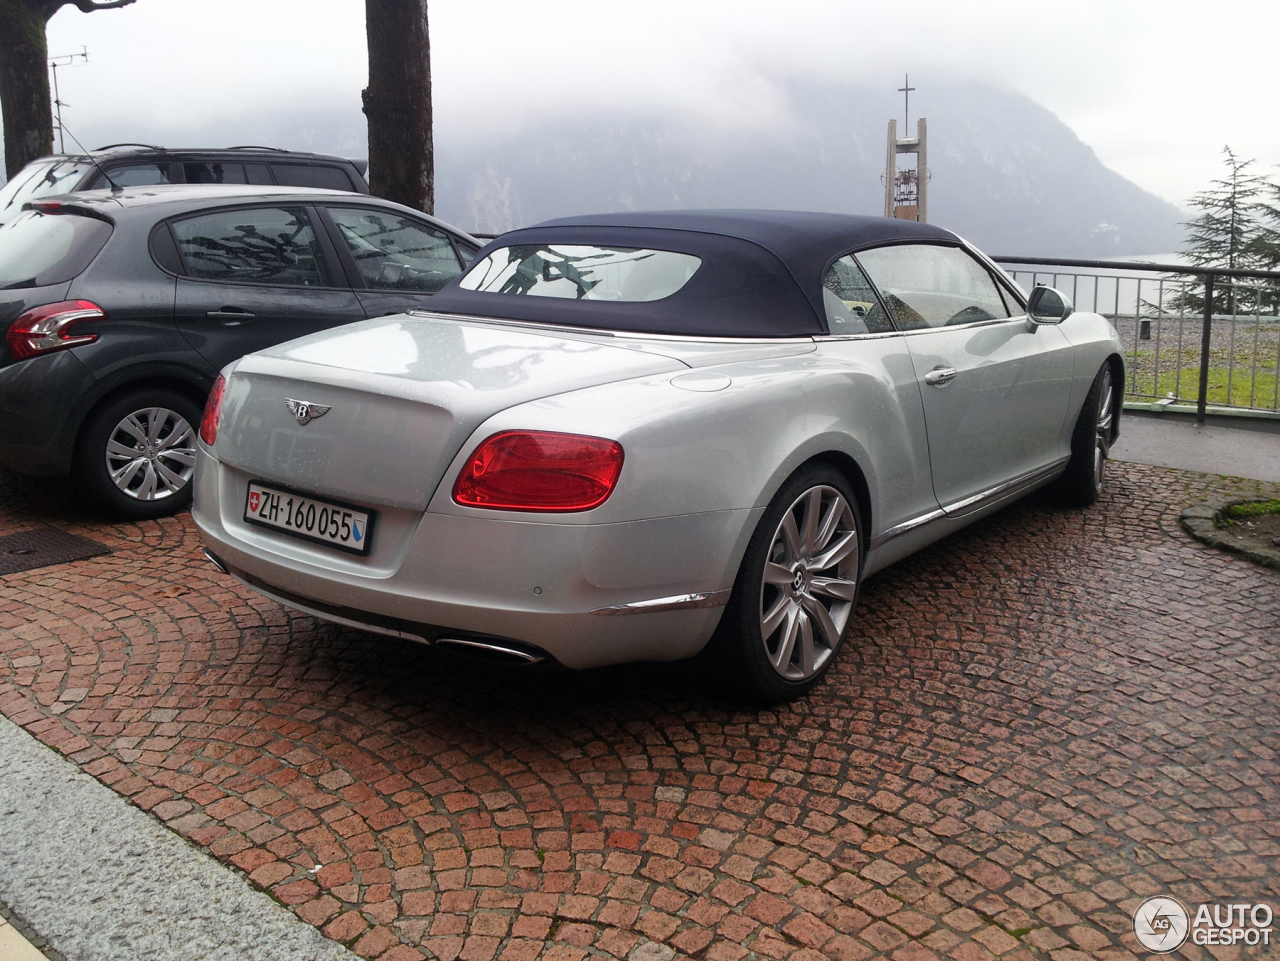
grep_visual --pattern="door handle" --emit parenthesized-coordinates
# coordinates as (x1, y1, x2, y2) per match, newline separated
(924, 366, 958, 387)
(206, 308, 255, 325)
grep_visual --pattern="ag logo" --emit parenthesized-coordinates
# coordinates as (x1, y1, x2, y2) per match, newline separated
(1133, 896, 1190, 953)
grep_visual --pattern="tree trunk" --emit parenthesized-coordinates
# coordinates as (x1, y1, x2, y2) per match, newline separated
(362, 0, 433, 214)
(0, 0, 55, 179)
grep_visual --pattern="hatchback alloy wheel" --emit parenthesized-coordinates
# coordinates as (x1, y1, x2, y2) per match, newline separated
(758, 484, 860, 681)
(105, 406, 197, 501)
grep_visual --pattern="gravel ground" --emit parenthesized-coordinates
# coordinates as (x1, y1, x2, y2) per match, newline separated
(0, 713, 357, 961)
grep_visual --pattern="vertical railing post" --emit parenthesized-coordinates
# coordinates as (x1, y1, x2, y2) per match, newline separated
(1196, 272, 1214, 425)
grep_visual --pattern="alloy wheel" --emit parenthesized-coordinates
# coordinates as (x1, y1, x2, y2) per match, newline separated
(758, 485, 859, 681)
(105, 407, 197, 501)
(1093, 369, 1113, 493)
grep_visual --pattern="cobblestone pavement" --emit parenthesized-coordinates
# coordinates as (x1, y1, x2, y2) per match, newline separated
(0, 462, 1277, 961)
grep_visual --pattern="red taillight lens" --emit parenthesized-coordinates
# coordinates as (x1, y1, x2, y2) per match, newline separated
(6, 300, 105, 360)
(453, 430, 625, 512)
(200, 375, 226, 447)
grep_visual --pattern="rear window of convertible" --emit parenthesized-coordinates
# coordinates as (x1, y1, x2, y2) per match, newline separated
(458, 245, 701, 302)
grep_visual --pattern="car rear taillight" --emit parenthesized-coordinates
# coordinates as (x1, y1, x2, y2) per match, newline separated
(6, 300, 105, 360)
(200, 375, 226, 447)
(453, 430, 625, 512)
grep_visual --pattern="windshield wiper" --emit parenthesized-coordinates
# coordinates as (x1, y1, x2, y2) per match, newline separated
(1, 279, 38, 290)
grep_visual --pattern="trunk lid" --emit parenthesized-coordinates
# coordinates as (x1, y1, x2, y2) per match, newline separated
(216, 314, 687, 510)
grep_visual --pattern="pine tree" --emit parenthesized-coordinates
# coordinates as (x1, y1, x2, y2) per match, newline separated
(1173, 146, 1271, 314)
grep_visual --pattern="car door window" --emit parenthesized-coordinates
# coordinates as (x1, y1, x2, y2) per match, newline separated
(856, 244, 1011, 330)
(328, 207, 463, 292)
(97, 163, 173, 188)
(184, 161, 247, 184)
(171, 206, 331, 287)
(822, 255, 893, 334)
(272, 164, 352, 191)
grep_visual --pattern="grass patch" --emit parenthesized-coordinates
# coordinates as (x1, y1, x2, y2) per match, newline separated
(1222, 499, 1280, 520)
(1128, 364, 1279, 409)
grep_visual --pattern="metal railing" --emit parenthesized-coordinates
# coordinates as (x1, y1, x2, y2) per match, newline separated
(993, 256, 1280, 423)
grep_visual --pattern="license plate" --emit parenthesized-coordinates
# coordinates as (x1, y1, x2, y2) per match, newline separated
(243, 482, 373, 555)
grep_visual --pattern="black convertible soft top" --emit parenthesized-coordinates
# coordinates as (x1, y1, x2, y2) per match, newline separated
(426, 210, 961, 338)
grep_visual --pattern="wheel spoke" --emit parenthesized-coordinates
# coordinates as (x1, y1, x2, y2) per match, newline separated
(801, 489, 822, 555)
(779, 511, 802, 561)
(809, 529, 858, 572)
(802, 594, 841, 650)
(763, 562, 793, 586)
(159, 423, 194, 450)
(116, 414, 148, 446)
(797, 611, 815, 676)
(110, 457, 146, 490)
(106, 439, 139, 460)
(147, 409, 167, 445)
(772, 604, 801, 670)
(154, 459, 189, 492)
(813, 497, 843, 554)
(158, 448, 196, 469)
(761, 595, 791, 639)
(809, 575, 857, 601)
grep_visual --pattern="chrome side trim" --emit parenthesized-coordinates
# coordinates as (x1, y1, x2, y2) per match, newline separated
(939, 458, 1069, 517)
(868, 508, 947, 551)
(821, 317, 1024, 342)
(869, 458, 1071, 551)
(591, 589, 732, 616)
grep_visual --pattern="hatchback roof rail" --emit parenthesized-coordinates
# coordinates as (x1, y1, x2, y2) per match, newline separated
(94, 142, 164, 151)
(225, 145, 289, 151)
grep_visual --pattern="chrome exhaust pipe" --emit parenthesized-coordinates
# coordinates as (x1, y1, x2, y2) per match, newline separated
(434, 636, 549, 665)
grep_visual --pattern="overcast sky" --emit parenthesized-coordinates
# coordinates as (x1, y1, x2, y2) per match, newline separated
(39, 0, 1280, 207)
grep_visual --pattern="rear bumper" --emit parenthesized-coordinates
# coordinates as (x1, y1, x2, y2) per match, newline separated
(192, 450, 759, 670)
(0, 352, 96, 476)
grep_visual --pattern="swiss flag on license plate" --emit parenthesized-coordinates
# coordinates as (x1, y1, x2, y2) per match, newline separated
(248, 491, 260, 513)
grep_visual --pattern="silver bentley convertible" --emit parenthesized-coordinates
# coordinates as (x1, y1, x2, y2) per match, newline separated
(194, 211, 1122, 700)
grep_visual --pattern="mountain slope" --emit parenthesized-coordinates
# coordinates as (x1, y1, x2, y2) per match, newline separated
(436, 79, 1184, 256)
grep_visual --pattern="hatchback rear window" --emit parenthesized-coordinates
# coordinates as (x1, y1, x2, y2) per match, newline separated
(458, 245, 702, 302)
(0, 161, 92, 219)
(0, 210, 113, 288)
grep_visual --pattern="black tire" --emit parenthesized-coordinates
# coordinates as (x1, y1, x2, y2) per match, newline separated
(73, 387, 202, 519)
(709, 463, 864, 702)
(1055, 363, 1115, 508)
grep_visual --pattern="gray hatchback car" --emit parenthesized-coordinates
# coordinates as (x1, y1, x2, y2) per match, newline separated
(194, 210, 1124, 700)
(0, 184, 478, 517)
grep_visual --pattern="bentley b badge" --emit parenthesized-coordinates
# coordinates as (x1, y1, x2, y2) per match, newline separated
(285, 398, 331, 426)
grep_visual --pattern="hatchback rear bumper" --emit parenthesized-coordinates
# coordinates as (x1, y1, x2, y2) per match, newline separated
(0, 352, 95, 476)
(192, 451, 759, 669)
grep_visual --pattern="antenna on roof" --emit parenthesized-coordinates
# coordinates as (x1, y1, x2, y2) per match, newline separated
(48, 47, 89, 154)
(58, 121, 123, 194)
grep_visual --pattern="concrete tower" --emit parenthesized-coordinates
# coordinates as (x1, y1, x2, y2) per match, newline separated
(884, 75, 928, 222)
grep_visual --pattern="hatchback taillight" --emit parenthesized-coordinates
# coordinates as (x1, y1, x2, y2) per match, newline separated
(6, 300, 105, 360)
(200, 375, 226, 447)
(452, 430, 625, 512)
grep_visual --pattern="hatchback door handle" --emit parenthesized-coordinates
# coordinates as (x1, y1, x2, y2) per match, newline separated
(925, 366, 958, 387)
(207, 308, 255, 325)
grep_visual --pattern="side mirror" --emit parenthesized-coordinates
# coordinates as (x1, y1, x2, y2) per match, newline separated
(1026, 285, 1073, 326)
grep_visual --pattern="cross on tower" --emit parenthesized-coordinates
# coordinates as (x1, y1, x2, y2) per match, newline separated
(898, 73, 915, 127)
